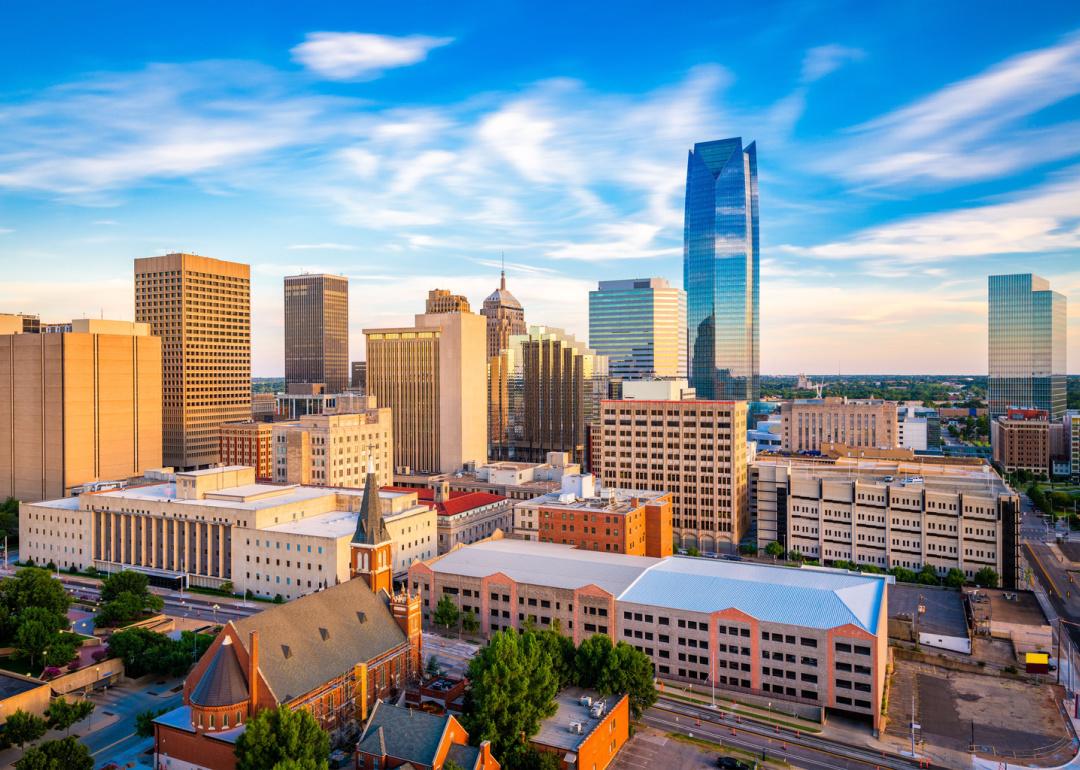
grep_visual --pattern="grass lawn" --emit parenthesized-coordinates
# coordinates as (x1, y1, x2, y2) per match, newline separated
(0, 655, 38, 676)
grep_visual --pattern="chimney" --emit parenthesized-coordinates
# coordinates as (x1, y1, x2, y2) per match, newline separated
(248, 630, 259, 715)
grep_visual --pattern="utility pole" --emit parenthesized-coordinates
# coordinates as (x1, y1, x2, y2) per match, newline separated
(910, 690, 918, 758)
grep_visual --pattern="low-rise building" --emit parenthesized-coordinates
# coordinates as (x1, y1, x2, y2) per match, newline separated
(394, 452, 580, 502)
(513, 473, 673, 557)
(752, 455, 1020, 589)
(251, 393, 277, 421)
(356, 701, 499, 770)
(384, 482, 510, 554)
(271, 398, 393, 488)
(0, 671, 52, 725)
(992, 408, 1051, 476)
(780, 398, 899, 453)
(411, 538, 891, 731)
(897, 404, 941, 453)
(532, 688, 628, 770)
(154, 574, 423, 770)
(219, 421, 274, 480)
(20, 465, 435, 599)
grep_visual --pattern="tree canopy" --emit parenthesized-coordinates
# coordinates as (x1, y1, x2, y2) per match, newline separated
(46, 697, 95, 735)
(974, 567, 1000, 588)
(3, 709, 48, 747)
(434, 594, 460, 631)
(97, 570, 164, 626)
(0, 568, 70, 642)
(107, 627, 212, 677)
(234, 705, 330, 770)
(13, 737, 93, 770)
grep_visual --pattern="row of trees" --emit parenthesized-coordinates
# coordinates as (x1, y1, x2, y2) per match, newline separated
(0, 568, 77, 671)
(462, 627, 656, 769)
(106, 626, 214, 678)
(1028, 484, 1078, 519)
(0, 497, 17, 547)
(762, 543, 999, 588)
(433, 595, 480, 635)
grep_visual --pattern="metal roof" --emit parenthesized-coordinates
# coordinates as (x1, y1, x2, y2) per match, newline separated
(619, 558, 888, 634)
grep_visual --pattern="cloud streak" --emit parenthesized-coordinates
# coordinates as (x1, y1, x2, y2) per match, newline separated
(291, 32, 452, 80)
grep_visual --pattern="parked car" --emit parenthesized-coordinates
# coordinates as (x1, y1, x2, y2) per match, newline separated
(716, 757, 753, 770)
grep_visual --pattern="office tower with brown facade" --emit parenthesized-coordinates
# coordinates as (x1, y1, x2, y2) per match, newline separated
(780, 397, 898, 453)
(489, 326, 608, 465)
(481, 271, 526, 360)
(597, 397, 748, 552)
(425, 289, 471, 314)
(135, 253, 251, 470)
(284, 274, 349, 393)
(0, 319, 162, 501)
(365, 311, 487, 474)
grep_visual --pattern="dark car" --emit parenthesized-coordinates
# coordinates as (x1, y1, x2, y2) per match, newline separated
(716, 757, 753, 770)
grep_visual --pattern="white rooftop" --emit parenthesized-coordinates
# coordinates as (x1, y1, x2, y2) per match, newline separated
(264, 509, 358, 538)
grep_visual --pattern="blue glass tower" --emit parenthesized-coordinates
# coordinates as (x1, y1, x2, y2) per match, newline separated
(683, 137, 759, 401)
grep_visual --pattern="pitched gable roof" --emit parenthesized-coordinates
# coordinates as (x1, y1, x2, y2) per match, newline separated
(231, 579, 406, 702)
(357, 701, 452, 766)
(190, 637, 248, 708)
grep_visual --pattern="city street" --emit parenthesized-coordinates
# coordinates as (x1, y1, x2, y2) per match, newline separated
(81, 676, 184, 769)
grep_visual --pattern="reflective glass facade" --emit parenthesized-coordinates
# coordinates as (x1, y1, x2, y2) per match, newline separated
(988, 274, 1067, 420)
(588, 278, 686, 380)
(683, 137, 759, 401)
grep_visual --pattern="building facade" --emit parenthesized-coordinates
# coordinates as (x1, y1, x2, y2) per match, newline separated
(351, 361, 367, 392)
(384, 481, 510, 555)
(513, 473, 673, 557)
(219, 421, 274, 480)
(988, 273, 1067, 420)
(154, 577, 422, 770)
(489, 326, 608, 465)
(411, 539, 890, 731)
(991, 409, 1051, 476)
(135, 253, 251, 470)
(271, 398, 393, 488)
(425, 289, 472, 315)
(0, 318, 162, 502)
(284, 273, 349, 393)
(897, 405, 941, 453)
(366, 312, 488, 475)
(684, 137, 759, 401)
(20, 465, 435, 598)
(596, 398, 748, 552)
(393, 452, 581, 503)
(0, 313, 40, 335)
(780, 398, 898, 453)
(752, 456, 1020, 588)
(481, 271, 526, 362)
(588, 278, 686, 381)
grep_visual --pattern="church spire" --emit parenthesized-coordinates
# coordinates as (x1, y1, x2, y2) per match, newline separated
(352, 449, 387, 545)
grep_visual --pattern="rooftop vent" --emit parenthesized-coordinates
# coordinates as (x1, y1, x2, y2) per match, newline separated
(319, 627, 330, 641)
(357, 611, 367, 623)
(281, 645, 292, 659)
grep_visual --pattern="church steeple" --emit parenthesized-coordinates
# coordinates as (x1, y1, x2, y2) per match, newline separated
(350, 453, 393, 594)
(352, 455, 388, 546)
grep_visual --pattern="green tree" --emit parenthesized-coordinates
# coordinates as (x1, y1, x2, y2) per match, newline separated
(684, 546, 701, 557)
(107, 627, 212, 678)
(425, 654, 442, 677)
(434, 594, 460, 631)
(4, 708, 48, 747)
(220, 581, 235, 594)
(97, 570, 163, 625)
(916, 564, 940, 586)
(596, 642, 657, 719)
(46, 697, 94, 735)
(461, 609, 480, 635)
(944, 568, 966, 589)
(537, 627, 576, 689)
(573, 633, 612, 690)
(516, 748, 563, 770)
(444, 760, 468, 770)
(135, 706, 170, 738)
(15, 619, 55, 669)
(234, 705, 330, 770)
(96, 591, 148, 626)
(889, 566, 917, 584)
(0, 568, 70, 641)
(462, 629, 559, 766)
(270, 761, 327, 770)
(764, 541, 785, 559)
(13, 737, 93, 770)
(974, 567, 1000, 588)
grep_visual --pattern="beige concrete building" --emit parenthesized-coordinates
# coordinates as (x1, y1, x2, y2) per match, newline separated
(20, 466, 435, 599)
(480, 271, 526, 361)
(425, 289, 472, 314)
(596, 398, 748, 552)
(0, 318, 162, 502)
(284, 274, 349, 393)
(780, 398, 898, 453)
(251, 393, 277, 420)
(394, 451, 581, 502)
(219, 421, 274, 480)
(365, 311, 487, 475)
(412, 539, 891, 731)
(991, 408, 1051, 476)
(752, 455, 1020, 588)
(271, 397, 393, 488)
(0, 313, 40, 335)
(135, 253, 251, 470)
(385, 480, 512, 555)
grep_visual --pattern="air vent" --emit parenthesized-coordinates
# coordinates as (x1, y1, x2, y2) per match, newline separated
(357, 611, 367, 624)
(281, 645, 292, 659)
(319, 627, 330, 641)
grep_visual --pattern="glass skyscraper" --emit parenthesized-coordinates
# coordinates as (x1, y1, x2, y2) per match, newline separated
(988, 273, 1067, 419)
(683, 137, 759, 401)
(588, 278, 686, 381)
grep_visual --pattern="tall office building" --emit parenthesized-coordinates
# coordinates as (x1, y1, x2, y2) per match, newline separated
(481, 271, 526, 361)
(988, 274, 1067, 420)
(425, 289, 471, 315)
(0, 319, 162, 501)
(589, 278, 686, 380)
(135, 253, 251, 470)
(351, 361, 367, 391)
(488, 326, 608, 465)
(365, 311, 487, 474)
(683, 137, 759, 401)
(284, 274, 349, 393)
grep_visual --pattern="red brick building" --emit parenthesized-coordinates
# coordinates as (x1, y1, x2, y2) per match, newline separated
(356, 701, 499, 770)
(218, 421, 273, 480)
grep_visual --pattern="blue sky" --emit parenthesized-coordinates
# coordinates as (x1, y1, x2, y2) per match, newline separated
(1, 0, 1078, 375)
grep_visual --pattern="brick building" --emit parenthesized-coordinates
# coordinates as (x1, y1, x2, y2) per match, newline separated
(219, 421, 273, 480)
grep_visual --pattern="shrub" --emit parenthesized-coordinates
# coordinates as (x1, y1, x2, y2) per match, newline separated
(43, 666, 62, 680)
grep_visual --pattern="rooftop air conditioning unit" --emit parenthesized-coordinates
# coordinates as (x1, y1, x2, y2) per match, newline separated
(568, 721, 583, 734)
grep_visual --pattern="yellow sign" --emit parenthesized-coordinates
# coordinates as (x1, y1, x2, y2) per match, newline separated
(1026, 653, 1049, 665)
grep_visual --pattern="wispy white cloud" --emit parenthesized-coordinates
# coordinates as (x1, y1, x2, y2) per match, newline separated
(92, 219, 119, 226)
(826, 32, 1080, 186)
(801, 44, 864, 82)
(0, 228, 12, 234)
(287, 242, 356, 251)
(291, 32, 452, 81)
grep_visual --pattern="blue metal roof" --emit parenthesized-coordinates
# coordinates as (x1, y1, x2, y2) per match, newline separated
(618, 558, 889, 634)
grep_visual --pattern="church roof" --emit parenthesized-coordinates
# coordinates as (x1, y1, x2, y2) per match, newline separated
(189, 637, 249, 708)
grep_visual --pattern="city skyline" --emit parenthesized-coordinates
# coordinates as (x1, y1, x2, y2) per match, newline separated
(1, 3, 1079, 376)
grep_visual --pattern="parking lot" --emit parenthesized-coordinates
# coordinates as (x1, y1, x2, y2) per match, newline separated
(609, 728, 716, 770)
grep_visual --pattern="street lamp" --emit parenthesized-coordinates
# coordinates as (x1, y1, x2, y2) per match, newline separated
(212, 603, 220, 623)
